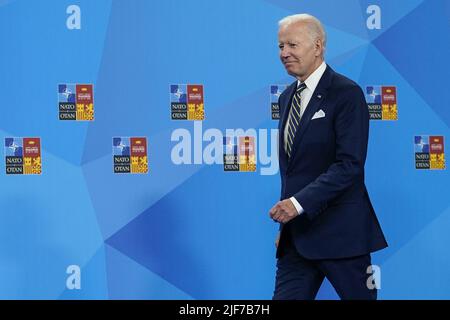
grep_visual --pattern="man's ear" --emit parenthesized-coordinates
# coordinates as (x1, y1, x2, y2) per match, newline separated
(315, 38, 323, 57)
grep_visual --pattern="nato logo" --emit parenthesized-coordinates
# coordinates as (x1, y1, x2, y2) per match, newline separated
(5, 137, 41, 175)
(365, 86, 397, 120)
(223, 136, 256, 172)
(366, 86, 382, 104)
(414, 135, 445, 170)
(113, 137, 148, 174)
(58, 84, 94, 121)
(270, 85, 287, 120)
(170, 84, 204, 120)
(170, 84, 187, 103)
(223, 136, 239, 171)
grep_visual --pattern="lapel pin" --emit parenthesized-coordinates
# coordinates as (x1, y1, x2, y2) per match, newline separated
(317, 94, 322, 99)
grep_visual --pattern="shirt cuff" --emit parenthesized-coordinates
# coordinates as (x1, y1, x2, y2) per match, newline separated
(289, 197, 304, 215)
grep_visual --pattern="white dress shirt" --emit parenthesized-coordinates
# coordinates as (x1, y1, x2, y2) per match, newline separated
(283, 61, 327, 215)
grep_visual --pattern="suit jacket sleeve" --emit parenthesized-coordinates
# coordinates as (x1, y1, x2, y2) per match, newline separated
(293, 85, 369, 220)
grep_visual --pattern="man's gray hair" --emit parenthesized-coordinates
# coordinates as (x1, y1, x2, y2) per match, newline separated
(278, 13, 327, 49)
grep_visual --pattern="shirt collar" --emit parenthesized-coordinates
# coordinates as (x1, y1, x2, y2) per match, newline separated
(297, 61, 326, 92)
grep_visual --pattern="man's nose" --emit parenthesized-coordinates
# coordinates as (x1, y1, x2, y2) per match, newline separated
(280, 48, 290, 59)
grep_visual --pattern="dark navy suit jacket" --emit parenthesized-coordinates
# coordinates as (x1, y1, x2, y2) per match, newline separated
(277, 65, 388, 260)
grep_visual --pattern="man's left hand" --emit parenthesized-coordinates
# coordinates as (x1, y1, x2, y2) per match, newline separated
(269, 199, 299, 224)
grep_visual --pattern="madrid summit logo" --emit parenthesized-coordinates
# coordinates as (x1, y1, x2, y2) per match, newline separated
(270, 85, 287, 120)
(5, 137, 41, 175)
(170, 84, 205, 120)
(365, 86, 397, 120)
(113, 137, 148, 174)
(58, 84, 94, 121)
(223, 136, 256, 172)
(414, 135, 445, 170)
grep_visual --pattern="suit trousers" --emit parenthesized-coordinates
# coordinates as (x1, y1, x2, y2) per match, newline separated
(272, 224, 377, 300)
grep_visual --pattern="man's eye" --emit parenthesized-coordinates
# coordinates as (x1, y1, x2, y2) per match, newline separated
(279, 45, 284, 49)
(289, 43, 297, 48)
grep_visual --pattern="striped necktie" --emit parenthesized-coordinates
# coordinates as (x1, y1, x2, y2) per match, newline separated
(286, 82, 307, 159)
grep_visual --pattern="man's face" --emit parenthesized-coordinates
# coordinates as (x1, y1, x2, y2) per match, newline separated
(278, 22, 322, 81)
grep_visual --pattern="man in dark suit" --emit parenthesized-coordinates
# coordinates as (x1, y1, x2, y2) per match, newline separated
(269, 13, 387, 300)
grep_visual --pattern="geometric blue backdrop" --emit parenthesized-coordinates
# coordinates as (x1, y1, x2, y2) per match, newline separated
(0, 0, 449, 299)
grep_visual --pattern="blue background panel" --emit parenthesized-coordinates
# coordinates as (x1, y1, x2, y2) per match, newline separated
(0, 0, 448, 299)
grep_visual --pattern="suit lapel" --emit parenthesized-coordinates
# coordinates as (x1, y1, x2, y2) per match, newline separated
(287, 65, 334, 170)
